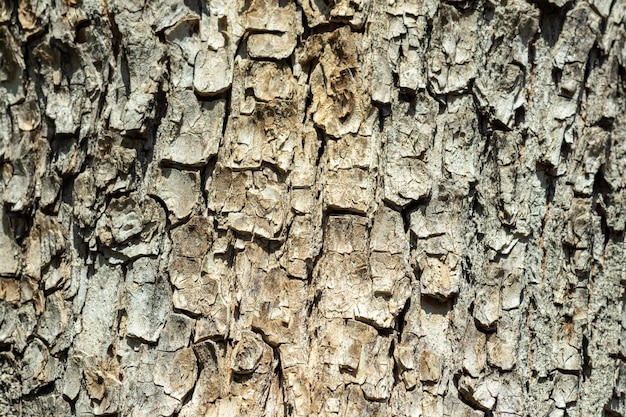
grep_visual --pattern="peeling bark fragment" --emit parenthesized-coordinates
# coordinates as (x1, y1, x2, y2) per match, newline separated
(486, 310, 519, 371)
(475, 63, 525, 127)
(164, 15, 202, 90)
(459, 373, 499, 411)
(36, 291, 69, 347)
(282, 215, 320, 278)
(438, 95, 480, 183)
(194, 47, 233, 96)
(13, 99, 41, 132)
(108, 21, 166, 136)
(0, 27, 25, 105)
(474, 0, 539, 127)
(569, 127, 608, 195)
(427, 6, 478, 94)
(150, 167, 199, 223)
(125, 257, 171, 343)
(474, 284, 500, 330)
(307, 26, 373, 138)
(179, 340, 223, 416)
(250, 267, 307, 346)
(82, 355, 123, 415)
(552, 4, 601, 97)
(96, 194, 165, 259)
(91, 137, 139, 193)
(240, 0, 299, 32)
(211, 167, 288, 240)
(462, 322, 487, 378)
(0, 208, 20, 276)
(495, 374, 524, 417)
(384, 156, 431, 208)
(21, 339, 57, 395)
(248, 61, 296, 102)
(154, 348, 198, 400)
(411, 199, 464, 300)
(156, 91, 225, 168)
(158, 313, 193, 352)
(74, 259, 122, 357)
(248, 33, 296, 60)
(171, 258, 229, 332)
(323, 168, 376, 215)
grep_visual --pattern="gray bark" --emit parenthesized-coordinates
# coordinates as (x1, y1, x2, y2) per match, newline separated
(0, 0, 625, 416)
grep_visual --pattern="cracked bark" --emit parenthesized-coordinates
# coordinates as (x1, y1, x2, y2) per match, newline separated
(1, 0, 626, 416)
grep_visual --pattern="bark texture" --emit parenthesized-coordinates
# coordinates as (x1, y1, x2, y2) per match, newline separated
(1, 0, 626, 416)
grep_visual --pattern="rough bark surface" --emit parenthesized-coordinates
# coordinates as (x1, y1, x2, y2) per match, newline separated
(1, 0, 625, 416)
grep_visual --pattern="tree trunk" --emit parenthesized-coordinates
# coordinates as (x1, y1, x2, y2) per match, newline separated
(0, 0, 625, 415)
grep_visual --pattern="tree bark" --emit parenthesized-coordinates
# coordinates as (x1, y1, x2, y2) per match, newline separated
(0, 0, 625, 415)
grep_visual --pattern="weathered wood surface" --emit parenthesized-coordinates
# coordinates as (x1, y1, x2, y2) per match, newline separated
(0, 0, 625, 415)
